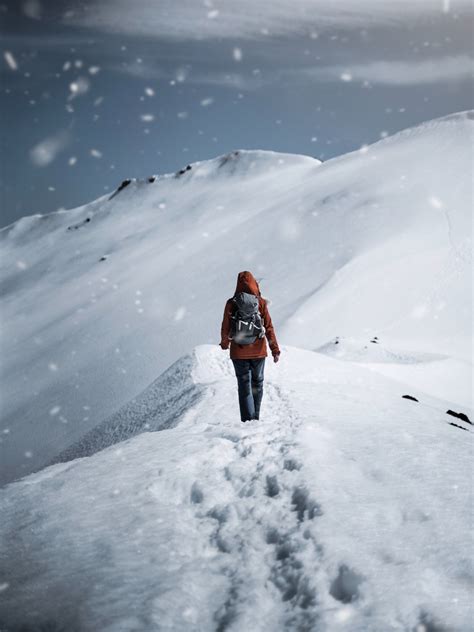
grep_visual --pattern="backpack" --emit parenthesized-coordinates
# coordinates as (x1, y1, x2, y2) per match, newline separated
(229, 292, 266, 345)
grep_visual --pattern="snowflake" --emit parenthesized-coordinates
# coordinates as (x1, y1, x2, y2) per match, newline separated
(4, 51, 18, 71)
(174, 307, 186, 321)
(69, 76, 90, 99)
(176, 67, 188, 83)
(429, 196, 443, 209)
(233, 48, 242, 62)
(30, 132, 70, 167)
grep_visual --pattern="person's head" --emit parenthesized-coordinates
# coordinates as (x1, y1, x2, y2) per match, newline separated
(235, 270, 261, 297)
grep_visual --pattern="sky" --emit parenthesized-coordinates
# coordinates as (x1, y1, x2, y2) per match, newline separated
(0, 0, 473, 227)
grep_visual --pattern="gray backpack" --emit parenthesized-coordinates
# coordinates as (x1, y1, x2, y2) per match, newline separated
(230, 292, 265, 345)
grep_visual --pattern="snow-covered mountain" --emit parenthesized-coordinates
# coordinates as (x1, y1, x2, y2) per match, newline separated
(0, 345, 472, 631)
(1, 111, 472, 486)
(0, 112, 473, 630)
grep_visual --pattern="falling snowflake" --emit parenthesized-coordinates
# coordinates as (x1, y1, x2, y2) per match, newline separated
(200, 97, 214, 107)
(69, 76, 90, 99)
(30, 131, 70, 167)
(90, 148, 102, 158)
(429, 196, 443, 209)
(174, 307, 186, 321)
(140, 113, 154, 122)
(176, 67, 188, 83)
(88, 66, 100, 75)
(233, 48, 242, 62)
(145, 87, 155, 97)
(4, 51, 18, 70)
(340, 72, 352, 82)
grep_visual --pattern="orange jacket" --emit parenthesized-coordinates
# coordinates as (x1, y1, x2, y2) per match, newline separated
(220, 271, 280, 360)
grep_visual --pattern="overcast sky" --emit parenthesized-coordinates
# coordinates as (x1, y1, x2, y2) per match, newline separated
(0, 0, 473, 227)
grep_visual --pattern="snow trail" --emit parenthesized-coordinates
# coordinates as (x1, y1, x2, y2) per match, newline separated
(0, 345, 472, 631)
(197, 377, 325, 630)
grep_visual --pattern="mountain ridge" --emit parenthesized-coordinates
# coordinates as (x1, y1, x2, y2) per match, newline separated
(0, 110, 471, 485)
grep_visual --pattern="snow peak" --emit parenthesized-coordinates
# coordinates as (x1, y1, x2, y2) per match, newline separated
(230, 292, 265, 345)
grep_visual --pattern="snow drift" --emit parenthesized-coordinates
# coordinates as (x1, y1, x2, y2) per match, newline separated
(51, 349, 208, 464)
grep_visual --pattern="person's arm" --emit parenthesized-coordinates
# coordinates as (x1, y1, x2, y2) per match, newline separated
(262, 299, 280, 357)
(220, 299, 232, 349)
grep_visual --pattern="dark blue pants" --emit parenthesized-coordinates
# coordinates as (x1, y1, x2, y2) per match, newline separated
(231, 357, 265, 421)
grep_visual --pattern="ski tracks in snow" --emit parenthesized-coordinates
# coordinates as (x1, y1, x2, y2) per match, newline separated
(184, 375, 327, 631)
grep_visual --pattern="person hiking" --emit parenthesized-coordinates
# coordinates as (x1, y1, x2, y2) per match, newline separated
(220, 271, 280, 422)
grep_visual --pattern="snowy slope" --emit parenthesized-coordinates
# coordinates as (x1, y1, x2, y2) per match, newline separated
(1, 345, 472, 632)
(1, 112, 472, 485)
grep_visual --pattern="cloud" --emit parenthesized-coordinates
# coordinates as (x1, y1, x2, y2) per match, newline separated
(111, 60, 265, 91)
(300, 55, 474, 85)
(67, 0, 473, 40)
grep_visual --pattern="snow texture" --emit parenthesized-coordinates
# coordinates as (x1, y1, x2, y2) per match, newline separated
(0, 112, 473, 630)
(1, 113, 472, 486)
(0, 345, 472, 631)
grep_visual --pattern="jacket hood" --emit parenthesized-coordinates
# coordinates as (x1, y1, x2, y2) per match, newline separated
(235, 271, 262, 297)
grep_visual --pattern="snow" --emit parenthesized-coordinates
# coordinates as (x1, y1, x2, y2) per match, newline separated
(1, 113, 472, 487)
(29, 130, 71, 166)
(0, 345, 472, 631)
(0, 110, 473, 629)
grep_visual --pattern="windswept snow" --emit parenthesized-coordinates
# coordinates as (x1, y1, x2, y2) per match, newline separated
(0, 112, 472, 485)
(0, 345, 472, 631)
